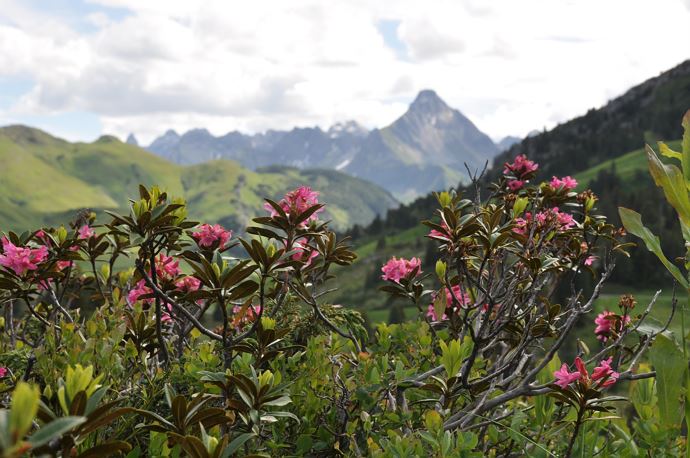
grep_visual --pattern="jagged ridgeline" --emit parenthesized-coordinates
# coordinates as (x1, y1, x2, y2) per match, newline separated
(145, 90, 500, 202)
(0, 126, 397, 232)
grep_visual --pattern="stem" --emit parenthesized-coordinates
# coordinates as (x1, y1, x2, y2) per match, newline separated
(90, 256, 108, 303)
(149, 252, 169, 367)
(5, 300, 15, 347)
(564, 408, 585, 458)
(680, 290, 690, 458)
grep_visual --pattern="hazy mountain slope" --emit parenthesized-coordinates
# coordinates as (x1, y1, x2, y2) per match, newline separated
(344, 90, 498, 200)
(0, 126, 397, 232)
(147, 124, 365, 170)
(496, 136, 521, 151)
(145, 90, 499, 201)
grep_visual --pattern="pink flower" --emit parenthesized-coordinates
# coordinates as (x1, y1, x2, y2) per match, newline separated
(594, 311, 630, 342)
(161, 304, 173, 323)
(381, 257, 422, 283)
(264, 186, 323, 225)
(513, 216, 529, 235)
(507, 179, 524, 191)
(574, 356, 589, 379)
(155, 254, 181, 280)
(0, 367, 7, 378)
(35, 230, 51, 245)
(0, 237, 49, 276)
(556, 356, 619, 390)
(594, 311, 615, 341)
(78, 225, 96, 240)
(56, 260, 73, 271)
(584, 255, 597, 266)
(503, 155, 539, 179)
(191, 224, 232, 249)
(554, 363, 581, 388)
(128, 279, 153, 305)
(554, 208, 575, 230)
(550, 176, 578, 191)
(591, 357, 619, 387)
(291, 239, 319, 266)
(127, 279, 174, 322)
(426, 302, 447, 321)
(428, 221, 450, 239)
(175, 276, 201, 292)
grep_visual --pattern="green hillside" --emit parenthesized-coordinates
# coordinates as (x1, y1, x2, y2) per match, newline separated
(574, 139, 681, 188)
(0, 125, 398, 232)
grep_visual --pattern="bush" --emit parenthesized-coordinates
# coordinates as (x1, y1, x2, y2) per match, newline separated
(0, 141, 684, 455)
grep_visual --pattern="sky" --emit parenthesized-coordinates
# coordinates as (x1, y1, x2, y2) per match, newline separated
(0, 0, 689, 145)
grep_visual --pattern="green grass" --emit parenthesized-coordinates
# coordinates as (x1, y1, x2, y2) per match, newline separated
(0, 126, 397, 232)
(575, 140, 682, 188)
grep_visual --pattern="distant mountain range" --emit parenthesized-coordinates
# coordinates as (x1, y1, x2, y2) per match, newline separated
(0, 126, 397, 232)
(142, 90, 501, 202)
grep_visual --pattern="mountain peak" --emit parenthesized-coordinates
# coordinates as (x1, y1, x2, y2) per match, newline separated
(409, 89, 449, 113)
(126, 133, 139, 146)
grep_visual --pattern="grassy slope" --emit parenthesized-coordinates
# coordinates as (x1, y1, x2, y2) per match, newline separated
(0, 126, 397, 232)
(574, 139, 682, 188)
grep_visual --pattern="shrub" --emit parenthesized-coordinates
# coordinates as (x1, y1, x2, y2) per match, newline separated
(0, 140, 681, 455)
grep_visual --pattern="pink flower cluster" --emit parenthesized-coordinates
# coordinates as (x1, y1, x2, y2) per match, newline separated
(426, 285, 471, 321)
(504, 155, 539, 178)
(192, 224, 232, 249)
(264, 186, 323, 225)
(554, 356, 619, 389)
(78, 225, 96, 240)
(513, 207, 576, 235)
(381, 257, 422, 283)
(154, 254, 181, 280)
(0, 237, 49, 276)
(594, 310, 631, 342)
(507, 180, 524, 191)
(504, 155, 539, 191)
(0, 366, 7, 377)
(127, 255, 200, 323)
(550, 176, 578, 191)
(175, 275, 201, 292)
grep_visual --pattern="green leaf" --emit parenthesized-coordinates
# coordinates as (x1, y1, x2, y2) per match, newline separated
(618, 207, 689, 288)
(10, 382, 40, 439)
(646, 145, 690, 229)
(649, 334, 686, 427)
(439, 338, 472, 378)
(221, 432, 255, 457)
(27, 416, 86, 448)
(659, 141, 682, 161)
(682, 110, 690, 182)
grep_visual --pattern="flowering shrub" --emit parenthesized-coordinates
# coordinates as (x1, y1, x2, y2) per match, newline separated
(0, 118, 685, 456)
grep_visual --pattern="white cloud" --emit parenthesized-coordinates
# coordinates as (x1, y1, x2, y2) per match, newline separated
(0, 0, 688, 143)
